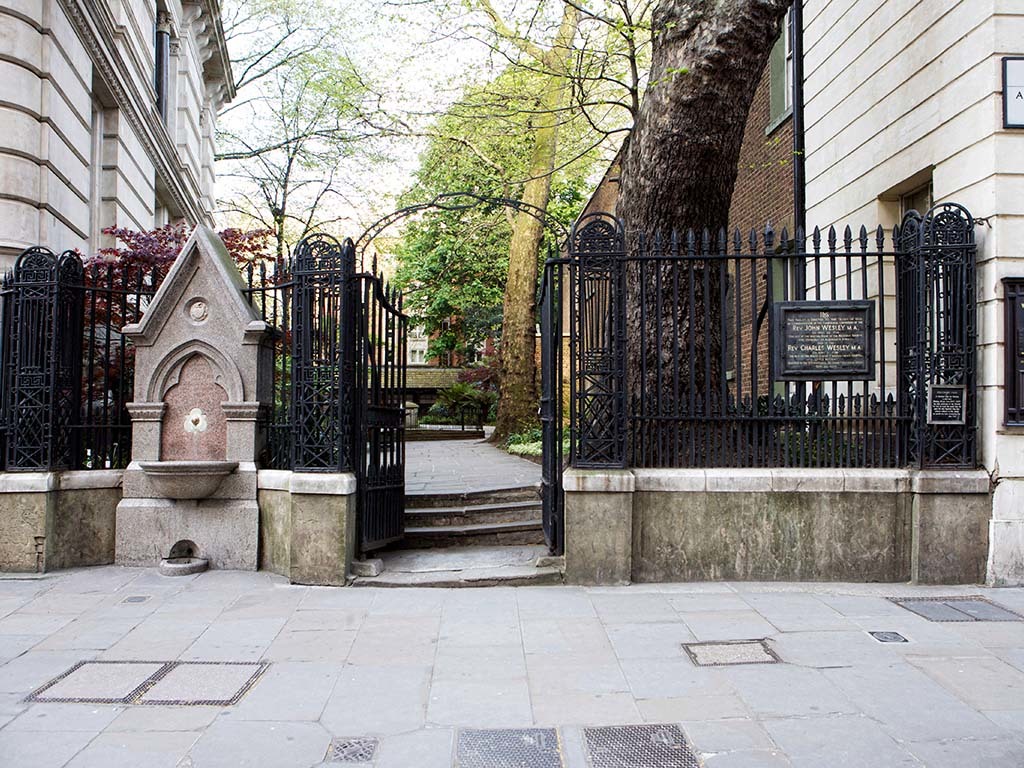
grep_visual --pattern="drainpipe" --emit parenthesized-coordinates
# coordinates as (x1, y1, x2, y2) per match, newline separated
(791, 0, 806, 239)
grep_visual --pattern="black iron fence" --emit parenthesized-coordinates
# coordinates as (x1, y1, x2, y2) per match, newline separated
(0, 248, 164, 471)
(546, 203, 977, 472)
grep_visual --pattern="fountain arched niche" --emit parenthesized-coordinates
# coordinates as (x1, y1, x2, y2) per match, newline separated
(115, 226, 270, 571)
(138, 343, 242, 498)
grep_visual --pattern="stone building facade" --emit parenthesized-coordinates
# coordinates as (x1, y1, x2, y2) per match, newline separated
(0, 0, 233, 267)
(801, 0, 1024, 585)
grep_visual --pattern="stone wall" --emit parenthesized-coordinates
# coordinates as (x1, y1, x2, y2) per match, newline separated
(0, 471, 121, 572)
(565, 468, 992, 586)
(801, 1, 1024, 584)
(257, 471, 358, 586)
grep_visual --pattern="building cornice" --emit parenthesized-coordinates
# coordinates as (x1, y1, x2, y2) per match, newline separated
(56, 0, 231, 227)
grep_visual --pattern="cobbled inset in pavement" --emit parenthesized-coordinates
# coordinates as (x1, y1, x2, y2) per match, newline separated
(682, 639, 780, 666)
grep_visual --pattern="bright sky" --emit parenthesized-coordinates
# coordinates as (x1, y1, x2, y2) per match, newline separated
(215, 0, 502, 240)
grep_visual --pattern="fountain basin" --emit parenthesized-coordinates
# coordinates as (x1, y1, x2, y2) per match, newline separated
(138, 460, 239, 499)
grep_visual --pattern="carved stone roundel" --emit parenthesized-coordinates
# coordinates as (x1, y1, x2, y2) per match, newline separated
(187, 298, 209, 323)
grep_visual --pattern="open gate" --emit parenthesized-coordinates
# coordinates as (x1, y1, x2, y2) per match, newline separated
(352, 271, 407, 551)
(251, 235, 407, 554)
(539, 256, 566, 554)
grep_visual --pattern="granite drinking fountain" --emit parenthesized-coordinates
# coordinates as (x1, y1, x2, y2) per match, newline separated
(114, 226, 270, 571)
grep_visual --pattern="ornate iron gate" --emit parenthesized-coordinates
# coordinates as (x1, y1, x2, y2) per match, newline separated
(539, 255, 566, 554)
(352, 270, 407, 551)
(248, 234, 407, 552)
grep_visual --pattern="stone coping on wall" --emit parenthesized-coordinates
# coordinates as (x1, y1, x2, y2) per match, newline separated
(0, 469, 123, 493)
(565, 467, 992, 495)
(256, 470, 356, 495)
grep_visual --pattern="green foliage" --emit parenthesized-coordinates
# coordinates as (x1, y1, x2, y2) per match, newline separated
(392, 69, 598, 360)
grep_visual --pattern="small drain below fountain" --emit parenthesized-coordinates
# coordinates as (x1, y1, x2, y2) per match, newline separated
(159, 540, 209, 577)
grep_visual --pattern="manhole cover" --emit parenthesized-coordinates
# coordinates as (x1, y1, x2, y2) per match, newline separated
(584, 724, 699, 768)
(889, 596, 1024, 623)
(327, 737, 378, 763)
(25, 660, 268, 706)
(682, 639, 780, 666)
(456, 728, 561, 768)
(869, 631, 908, 643)
(122, 595, 150, 604)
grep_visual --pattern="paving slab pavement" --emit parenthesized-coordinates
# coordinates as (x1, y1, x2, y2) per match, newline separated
(405, 439, 540, 495)
(0, 567, 1023, 766)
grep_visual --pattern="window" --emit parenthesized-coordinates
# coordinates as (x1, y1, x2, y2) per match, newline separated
(768, 7, 793, 129)
(901, 183, 933, 218)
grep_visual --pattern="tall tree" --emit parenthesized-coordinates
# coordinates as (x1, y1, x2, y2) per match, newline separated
(616, 0, 791, 427)
(467, 0, 582, 441)
(393, 71, 592, 361)
(618, 0, 791, 234)
(216, 0, 382, 257)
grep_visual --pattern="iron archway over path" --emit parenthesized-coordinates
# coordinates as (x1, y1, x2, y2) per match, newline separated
(353, 191, 570, 267)
(356, 191, 570, 555)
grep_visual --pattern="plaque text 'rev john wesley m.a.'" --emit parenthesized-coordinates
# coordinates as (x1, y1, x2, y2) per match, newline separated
(772, 301, 875, 381)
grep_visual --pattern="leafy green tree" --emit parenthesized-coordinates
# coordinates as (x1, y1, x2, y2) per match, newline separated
(393, 71, 592, 365)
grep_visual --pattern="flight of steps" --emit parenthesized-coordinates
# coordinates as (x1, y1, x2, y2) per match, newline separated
(350, 484, 562, 587)
(401, 485, 545, 548)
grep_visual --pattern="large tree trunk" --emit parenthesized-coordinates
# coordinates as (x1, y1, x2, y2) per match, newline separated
(616, 0, 791, 464)
(618, 0, 792, 235)
(493, 86, 561, 442)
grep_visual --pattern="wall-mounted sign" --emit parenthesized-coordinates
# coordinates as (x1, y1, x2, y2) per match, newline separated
(1004, 57, 1024, 128)
(1004, 277, 1024, 425)
(927, 385, 967, 426)
(772, 301, 875, 381)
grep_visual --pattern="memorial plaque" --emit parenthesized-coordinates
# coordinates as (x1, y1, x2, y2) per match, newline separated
(928, 385, 966, 425)
(772, 301, 875, 381)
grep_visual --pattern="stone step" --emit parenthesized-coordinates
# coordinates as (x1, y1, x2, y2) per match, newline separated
(401, 519, 545, 549)
(405, 485, 541, 509)
(404, 499, 542, 527)
(351, 544, 561, 587)
(351, 564, 562, 588)
(406, 428, 485, 442)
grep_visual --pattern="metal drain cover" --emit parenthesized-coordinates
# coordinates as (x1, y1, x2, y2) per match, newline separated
(584, 724, 699, 768)
(25, 660, 268, 706)
(456, 728, 561, 768)
(122, 595, 150, 604)
(327, 737, 378, 763)
(682, 639, 780, 666)
(889, 596, 1024, 623)
(869, 631, 908, 643)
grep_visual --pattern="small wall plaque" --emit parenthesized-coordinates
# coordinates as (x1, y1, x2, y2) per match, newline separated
(1004, 57, 1024, 128)
(927, 384, 966, 425)
(772, 300, 875, 381)
(1004, 277, 1024, 425)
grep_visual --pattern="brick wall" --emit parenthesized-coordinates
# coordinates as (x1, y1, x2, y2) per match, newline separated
(727, 63, 795, 392)
(728, 64, 795, 233)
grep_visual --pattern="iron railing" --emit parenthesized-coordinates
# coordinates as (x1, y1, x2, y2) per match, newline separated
(555, 203, 977, 470)
(0, 248, 164, 471)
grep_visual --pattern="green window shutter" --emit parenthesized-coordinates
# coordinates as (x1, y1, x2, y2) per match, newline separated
(769, 33, 786, 122)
